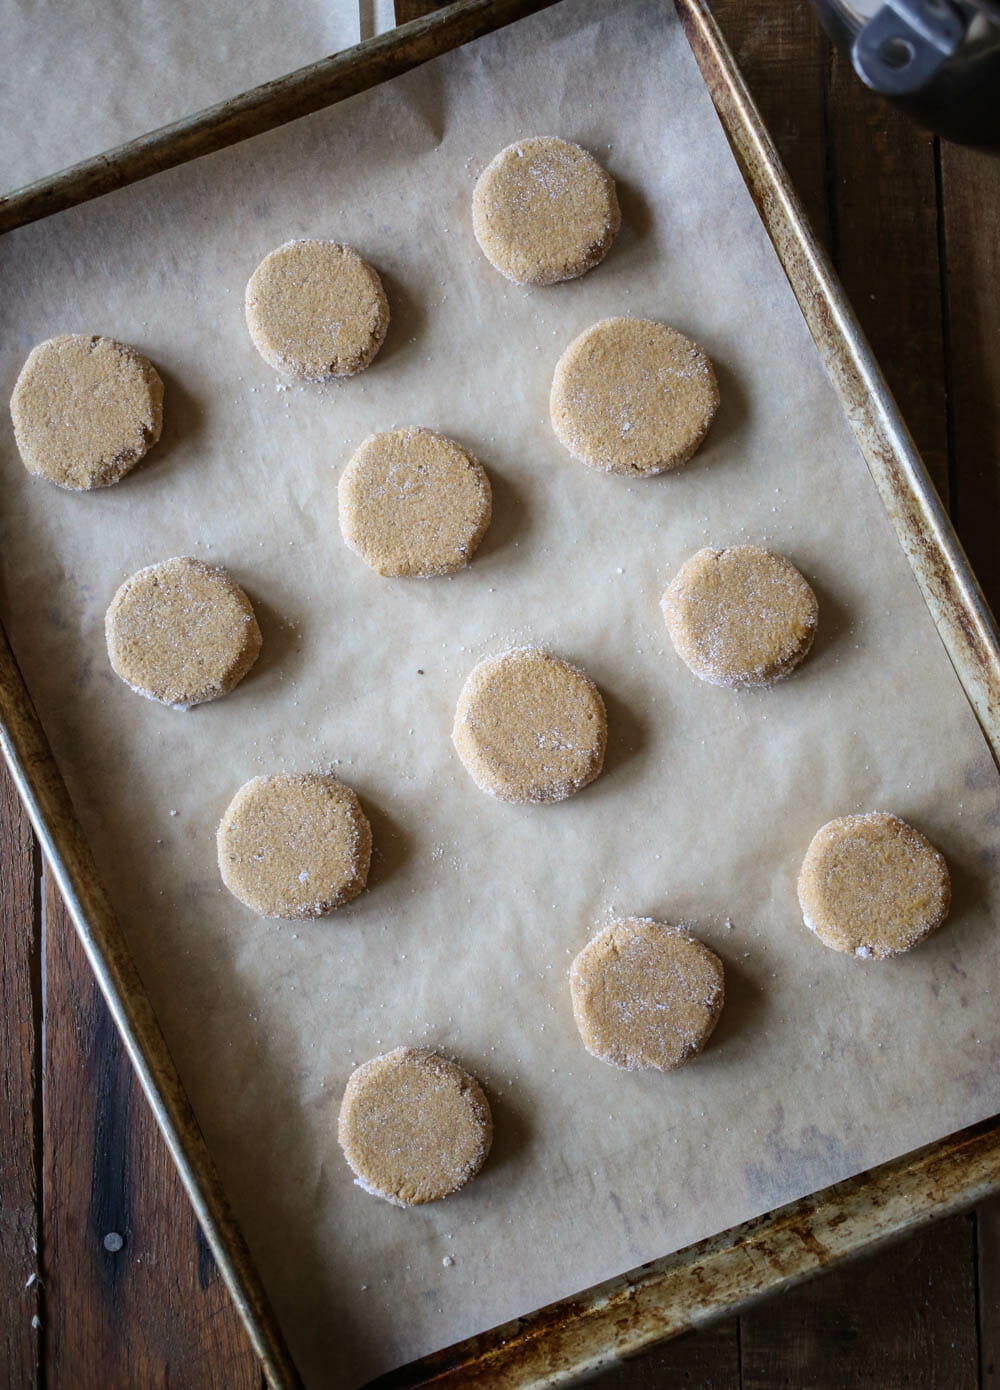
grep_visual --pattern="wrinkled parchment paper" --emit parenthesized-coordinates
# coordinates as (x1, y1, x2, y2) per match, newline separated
(3, 2, 1000, 1384)
(0, 0, 359, 191)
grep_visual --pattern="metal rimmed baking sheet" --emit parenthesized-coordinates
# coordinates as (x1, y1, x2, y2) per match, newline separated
(3, 2, 1000, 1386)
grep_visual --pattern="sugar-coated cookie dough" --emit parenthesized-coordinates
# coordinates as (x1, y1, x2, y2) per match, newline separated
(550, 317, 719, 476)
(338, 427, 492, 577)
(217, 772, 372, 919)
(105, 557, 261, 709)
(798, 812, 951, 959)
(11, 334, 163, 490)
(472, 135, 620, 285)
(661, 545, 819, 688)
(571, 917, 725, 1072)
(452, 645, 606, 804)
(338, 1047, 493, 1207)
(245, 240, 389, 380)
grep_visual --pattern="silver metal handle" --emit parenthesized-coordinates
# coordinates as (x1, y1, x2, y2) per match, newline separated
(852, 0, 966, 94)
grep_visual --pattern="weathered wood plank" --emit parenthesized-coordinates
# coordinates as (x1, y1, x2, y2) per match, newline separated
(41, 871, 264, 1388)
(741, 1212, 978, 1389)
(939, 142, 1000, 613)
(0, 760, 42, 1386)
(585, 1320, 740, 1389)
(709, 0, 829, 235)
(826, 48, 949, 500)
(977, 1197, 1000, 1386)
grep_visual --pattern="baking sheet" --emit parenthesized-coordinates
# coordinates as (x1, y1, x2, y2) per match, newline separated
(0, 0, 359, 192)
(3, 1, 1000, 1384)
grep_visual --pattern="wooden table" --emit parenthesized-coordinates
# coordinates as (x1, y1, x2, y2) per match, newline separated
(2, 2, 999, 1384)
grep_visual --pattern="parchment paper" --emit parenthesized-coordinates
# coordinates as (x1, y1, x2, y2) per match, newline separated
(3, 2, 1000, 1384)
(0, 0, 359, 191)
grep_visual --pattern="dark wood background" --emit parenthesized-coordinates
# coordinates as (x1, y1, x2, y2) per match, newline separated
(3, 0, 999, 1384)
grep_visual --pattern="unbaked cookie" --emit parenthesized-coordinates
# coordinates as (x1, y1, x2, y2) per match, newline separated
(105, 557, 261, 708)
(798, 812, 951, 959)
(452, 645, 606, 804)
(338, 1047, 493, 1207)
(11, 334, 163, 490)
(570, 917, 725, 1072)
(338, 427, 492, 577)
(245, 240, 389, 380)
(550, 317, 719, 476)
(217, 772, 372, 919)
(661, 545, 819, 688)
(472, 136, 620, 285)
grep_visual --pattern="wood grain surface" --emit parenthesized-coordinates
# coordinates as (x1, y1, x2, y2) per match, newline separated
(39, 876, 264, 1388)
(0, 766, 41, 1384)
(2, 2, 999, 1386)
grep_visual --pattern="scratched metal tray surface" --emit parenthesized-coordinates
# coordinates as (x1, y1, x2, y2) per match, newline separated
(2, 2, 1000, 1387)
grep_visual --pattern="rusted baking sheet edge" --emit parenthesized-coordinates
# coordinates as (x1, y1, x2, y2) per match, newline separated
(0, 0, 557, 235)
(0, 621, 304, 1390)
(676, 0, 1000, 758)
(373, 1116, 1000, 1388)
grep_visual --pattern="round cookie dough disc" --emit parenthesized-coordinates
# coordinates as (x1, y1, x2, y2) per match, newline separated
(244, 240, 389, 380)
(570, 917, 725, 1072)
(797, 812, 951, 959)
(105, 557, 261, 708)
(550, 316, 719, 476)
(338, 1047, 493, 1206)
(217, 772, 372, 919)
(472, 136, 620, 285)
(11, 334, 163, 490)
(661, 545, 819, 688)
(452, 645, 606, 804)
(338, 427, 492, 577)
